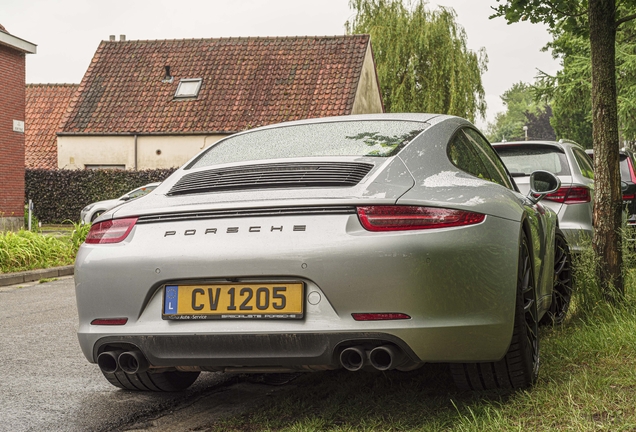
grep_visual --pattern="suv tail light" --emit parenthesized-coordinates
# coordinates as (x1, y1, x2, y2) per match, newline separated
(627, 155, 636, 184)
(85, 217, 138, 244)
(356, 206, 485, 231)
(543, 186, 591, 204)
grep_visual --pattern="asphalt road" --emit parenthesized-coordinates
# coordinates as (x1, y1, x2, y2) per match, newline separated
(0, 276, 291, 432)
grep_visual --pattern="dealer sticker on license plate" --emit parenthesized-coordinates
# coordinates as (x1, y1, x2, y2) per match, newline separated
(162, 283, 304, 320)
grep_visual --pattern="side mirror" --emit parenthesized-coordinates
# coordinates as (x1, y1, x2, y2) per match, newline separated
(120, 194, 131, 201)
(528, 170, 561, 204)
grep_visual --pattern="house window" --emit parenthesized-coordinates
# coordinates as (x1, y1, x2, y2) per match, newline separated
(174, 78, 202, 99)
(84, 164, 126, 170)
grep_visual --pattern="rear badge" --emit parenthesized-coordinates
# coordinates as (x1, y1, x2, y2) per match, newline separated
(164, 225, 306, 237)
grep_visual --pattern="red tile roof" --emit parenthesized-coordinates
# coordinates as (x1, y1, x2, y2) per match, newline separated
(26, 84, 78, 169)
(61, 35, 371, 135)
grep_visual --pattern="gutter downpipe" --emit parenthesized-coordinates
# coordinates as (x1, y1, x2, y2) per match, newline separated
(134, 134, 138, 170)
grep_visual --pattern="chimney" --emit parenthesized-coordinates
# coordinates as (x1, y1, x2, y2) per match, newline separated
(120, 34, 126, 41)
(162, 65, 173, 83)
(109, 35, 115, 41)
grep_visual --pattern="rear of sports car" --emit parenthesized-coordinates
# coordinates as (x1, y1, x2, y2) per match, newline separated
(75, 115, 529, 391)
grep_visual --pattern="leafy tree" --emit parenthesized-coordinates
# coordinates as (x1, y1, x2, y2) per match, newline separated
(486, 81, 556, 142)
(493, 0, 636, 297)
(535, 17, 636, 147)
(346, 0, 488, 123)
(525, 105, 558, 141)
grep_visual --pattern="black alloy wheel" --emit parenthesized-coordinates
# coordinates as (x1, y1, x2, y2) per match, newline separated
(540, 229, 573, 325)
(450, 231, 539, 390)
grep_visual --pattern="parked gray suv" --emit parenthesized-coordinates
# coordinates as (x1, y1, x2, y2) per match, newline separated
(493, 140, 594, 253)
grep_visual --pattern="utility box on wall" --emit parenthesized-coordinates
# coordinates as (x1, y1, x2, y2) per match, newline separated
(0, 24, 36, 231)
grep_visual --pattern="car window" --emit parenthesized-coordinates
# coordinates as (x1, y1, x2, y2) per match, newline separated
(447, 130, 501, 185)
(494, 145, 571, 176)
(572, 148, 594, 180)
(463, 129, 514, 189)
(620, 154, 632, 182)
(127, 185, 157, 199)
(189, 120, 429, 169)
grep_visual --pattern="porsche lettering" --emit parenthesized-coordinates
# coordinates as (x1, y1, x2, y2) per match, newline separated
(164, 225, 306, 237)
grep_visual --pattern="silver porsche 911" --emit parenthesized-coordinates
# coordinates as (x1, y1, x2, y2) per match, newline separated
(75, 114, 572, 392)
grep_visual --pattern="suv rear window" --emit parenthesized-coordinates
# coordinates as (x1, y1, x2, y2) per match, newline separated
(494, 145, 571, 176)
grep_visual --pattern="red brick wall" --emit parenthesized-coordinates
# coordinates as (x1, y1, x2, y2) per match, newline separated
(0, 44, 26, 219)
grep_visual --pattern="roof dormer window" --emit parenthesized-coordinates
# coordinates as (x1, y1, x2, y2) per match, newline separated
(174, 78, 202, 99)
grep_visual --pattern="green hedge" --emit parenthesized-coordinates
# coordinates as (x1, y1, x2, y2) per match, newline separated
(25, 168, 177, 223)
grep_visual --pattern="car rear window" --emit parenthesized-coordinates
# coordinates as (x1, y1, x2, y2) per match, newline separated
(189, 120, 428, 169)
(494, 145, 571, 176)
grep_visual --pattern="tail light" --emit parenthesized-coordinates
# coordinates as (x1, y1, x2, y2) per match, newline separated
(628, 156, 636, 184)
(543, 186, 591, 204)
(85, 217, 138, 244)
(356, 206, 485, 231)
(625, 157, 636, 201)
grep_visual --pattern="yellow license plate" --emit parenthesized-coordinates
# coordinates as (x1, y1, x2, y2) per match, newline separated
(163, 283, 304, 319)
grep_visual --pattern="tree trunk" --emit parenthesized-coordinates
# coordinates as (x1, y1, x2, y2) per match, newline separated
(589, 0, 623, 298)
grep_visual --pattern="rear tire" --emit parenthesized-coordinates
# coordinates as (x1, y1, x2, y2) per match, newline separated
(540, 229, 572, 325)
(450, 232, 539, 390)
(101, 369, 200, 392)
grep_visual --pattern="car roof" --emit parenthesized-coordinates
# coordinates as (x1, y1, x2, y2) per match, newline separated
(491, 140, 568, 153)
(585, 148, 632, 157)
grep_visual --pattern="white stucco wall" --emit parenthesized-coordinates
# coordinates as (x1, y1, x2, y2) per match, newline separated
(57, 134, 228, 170)
(351, 43, 384, 115)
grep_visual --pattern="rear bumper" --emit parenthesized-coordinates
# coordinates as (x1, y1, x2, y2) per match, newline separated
(559, 224, 593, 253)
(91, 332, 420, 369)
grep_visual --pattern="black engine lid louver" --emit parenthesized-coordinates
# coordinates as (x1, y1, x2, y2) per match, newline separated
(168, 162, 374, 196)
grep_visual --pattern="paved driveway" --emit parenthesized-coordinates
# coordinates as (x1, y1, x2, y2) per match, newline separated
(0, 277, 243, 431)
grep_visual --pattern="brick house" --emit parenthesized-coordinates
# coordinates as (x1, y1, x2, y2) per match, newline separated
(0, 24, 36, 230)
(56, 35, 383, 170)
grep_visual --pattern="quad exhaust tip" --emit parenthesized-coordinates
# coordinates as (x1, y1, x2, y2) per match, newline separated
(369, 345, 406, 371)
(339, 346, 366, 371)
(97, 350, 149, 375)
(339, 344, 408, 372)
(97, 350, 122, 374)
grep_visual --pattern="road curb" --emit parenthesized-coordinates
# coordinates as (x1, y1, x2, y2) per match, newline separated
(0, 266, 74, 287)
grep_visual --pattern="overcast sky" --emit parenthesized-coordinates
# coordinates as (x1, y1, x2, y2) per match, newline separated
(1, 0, 560, 128)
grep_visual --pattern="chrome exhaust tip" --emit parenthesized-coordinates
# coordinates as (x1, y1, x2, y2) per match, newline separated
(118, 350, 149, 374)
(339, 346, 367, 371)
(97, 350, 122, 374)
(369, 345, 406, 371)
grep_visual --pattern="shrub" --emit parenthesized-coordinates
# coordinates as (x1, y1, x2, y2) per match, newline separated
(25, 168, 176, 223)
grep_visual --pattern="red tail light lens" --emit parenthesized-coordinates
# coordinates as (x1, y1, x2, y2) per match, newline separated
(352, 313, 411, 321)
(85, 217, 138, 244)
(623, 194, 635, 201)
(543, 187, 591, 204)
(357, 206, 485, 231)
(628, 157, 636, 184)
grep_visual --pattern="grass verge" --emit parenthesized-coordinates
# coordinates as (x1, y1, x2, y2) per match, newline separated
(0, 222, 89, 273)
